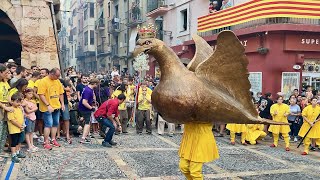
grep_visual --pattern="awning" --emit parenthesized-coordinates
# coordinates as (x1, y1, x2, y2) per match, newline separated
(129, 28, 138, 53)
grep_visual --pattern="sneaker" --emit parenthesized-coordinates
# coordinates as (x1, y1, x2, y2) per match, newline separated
(51, 140, 61, 147)
(294, 137, 298, 142)
(109, 141, 117, 146)
(80, 138, 91, 144)
(32, 146, 39, 151)
(310, 146, 316, 151)
(33, 134, 39, 139)
(147, 132, 152, 135)
(215, 133, 224, 137)
(43, 143, 52, 150)
(56, 137, 63, 141)
(301, 152, 308, 155)
(102, 141, 112, 148)
(17, 152, 26, 158)
(37, 136, 44, 143)
(11, 155, 20, 163)
(27, 148, 37, 153)
(270, 144, 276, 147)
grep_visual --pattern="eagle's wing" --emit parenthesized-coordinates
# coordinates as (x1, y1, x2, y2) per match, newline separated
(195, 31, 257, 117)
(187, 34, 214, 72)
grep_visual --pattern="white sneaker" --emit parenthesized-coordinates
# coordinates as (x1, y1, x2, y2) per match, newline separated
(33, 133, 39, 139)
(37, 136, 44, 143)
(294, 137, 298, 142)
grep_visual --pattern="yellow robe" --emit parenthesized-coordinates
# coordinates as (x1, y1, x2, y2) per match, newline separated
(226, 124, 247, 133)
(179, 123, 219, 163)
(298, 105, 320, 138)
(268, 103, 291, 134)
(246, 124, 266, 144)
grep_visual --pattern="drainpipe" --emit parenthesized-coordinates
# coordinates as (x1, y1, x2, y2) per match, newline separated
(126, 0, 130, 75)
(48, 1, 65, 78)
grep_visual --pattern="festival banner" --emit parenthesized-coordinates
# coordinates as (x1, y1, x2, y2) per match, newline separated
(198, 0, 320, 32)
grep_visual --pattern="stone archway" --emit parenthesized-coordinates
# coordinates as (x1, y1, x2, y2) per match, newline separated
(0, 0, 61, 69)
(0, 10, 22, 64)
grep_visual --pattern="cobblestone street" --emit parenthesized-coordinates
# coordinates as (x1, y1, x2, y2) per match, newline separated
(1, 128, 320, 180)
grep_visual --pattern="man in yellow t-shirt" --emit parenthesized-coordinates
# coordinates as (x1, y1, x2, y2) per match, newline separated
(34, 68, 49, 142)
(37, 68, 64, 150)
(136, 85, 152, 134)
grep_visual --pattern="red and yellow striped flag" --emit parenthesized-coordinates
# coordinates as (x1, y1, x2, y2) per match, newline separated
(198, 0, 320, 32)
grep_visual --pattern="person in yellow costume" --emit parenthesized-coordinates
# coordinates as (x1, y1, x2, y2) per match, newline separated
(112, 83, 129, 133)
(268, 96, 291, 151)
(179, 123, 219, 180)
(226, 123, 247, 145)
(298, 97, 320, 155)
(7, 78, 28, 102)
(246, 124, 266, 145)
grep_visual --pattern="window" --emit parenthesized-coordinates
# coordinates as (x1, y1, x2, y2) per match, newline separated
(78, 20, 80, 33)
(124, 33, 127, 44)
(108, 2, 111, 17)
(108, 34, 111, 45)
(115, 5, 119, 17)
(84, 31, 88, 45)
(90, 30, 95, 45)
(180, 9, 188, 32)
(84, 8, 88, 20)
(90, 3, 95, 18)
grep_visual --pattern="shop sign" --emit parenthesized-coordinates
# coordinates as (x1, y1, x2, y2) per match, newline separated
(210, 37, 260, 53)
(281, 72, 300, 100)
(285, 35, 320, 51)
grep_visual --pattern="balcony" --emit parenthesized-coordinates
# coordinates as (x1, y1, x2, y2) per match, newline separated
(146, 0, 169, 18)
(126, 7, 144, 27)
(111, 45, 119, 57)
(197, 0, 320, 37)
(97, 45, 111, 56)
(76, 47, 85, 58)
(108, 18, 121, 35)
(95, 18, 105, 29)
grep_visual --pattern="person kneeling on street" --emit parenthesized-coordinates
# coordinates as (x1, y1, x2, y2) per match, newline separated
(94, 94, 126, 147)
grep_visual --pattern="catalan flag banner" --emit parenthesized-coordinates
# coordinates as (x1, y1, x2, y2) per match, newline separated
(198, 0, 320, 32)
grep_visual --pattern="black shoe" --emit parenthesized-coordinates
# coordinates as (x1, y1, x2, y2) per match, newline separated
(102, 141, 112, 148)
(17, 152, 26, 158)
(109, 141, 117, 146)
(147, 132, 152, 135)
(122, 131, 128, 134)
(115, 132, 120, 135)
(310, 146, 316, 151)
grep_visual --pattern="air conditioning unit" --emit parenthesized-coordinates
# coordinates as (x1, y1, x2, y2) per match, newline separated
(120, 42, 123, 48)
(114, 18, 120, 22)
(107, 46, 111, 52)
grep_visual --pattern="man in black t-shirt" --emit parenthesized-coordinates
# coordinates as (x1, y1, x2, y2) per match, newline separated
(258, 92, 273, 119)
(76, 74, 89, 101)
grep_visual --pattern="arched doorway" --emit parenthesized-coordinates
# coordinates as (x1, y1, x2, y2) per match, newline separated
(0, 10, 22, 64)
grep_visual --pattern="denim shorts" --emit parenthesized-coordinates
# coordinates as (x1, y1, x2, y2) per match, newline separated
(25, 118, 36, 133)
(43, 109, 60, 128)
(61, 104, 70, 120)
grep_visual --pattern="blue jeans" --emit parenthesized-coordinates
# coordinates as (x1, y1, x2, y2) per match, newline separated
(43, 109, 60, 128)
(101, 118, 115, 143)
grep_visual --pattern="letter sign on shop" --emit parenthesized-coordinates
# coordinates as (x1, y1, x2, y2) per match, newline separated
(301, 39, 319, 45)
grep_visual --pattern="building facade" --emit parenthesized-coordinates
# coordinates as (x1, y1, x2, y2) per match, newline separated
(149, 0, 320, 99)
(0, 0, 61, 68)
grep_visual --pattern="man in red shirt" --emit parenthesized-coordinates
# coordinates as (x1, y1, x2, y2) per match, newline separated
(94, 94, 126, 147)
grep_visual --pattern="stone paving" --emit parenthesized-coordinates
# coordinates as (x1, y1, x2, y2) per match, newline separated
(0, 128, 320, 180)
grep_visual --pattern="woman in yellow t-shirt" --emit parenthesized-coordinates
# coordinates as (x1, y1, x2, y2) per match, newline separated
(268, 96, 291, 151)
(299, 97, 320, 155)
(0, 65, 14, 155)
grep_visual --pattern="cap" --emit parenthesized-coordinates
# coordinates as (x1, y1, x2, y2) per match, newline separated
(7, 59, 15, 63)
